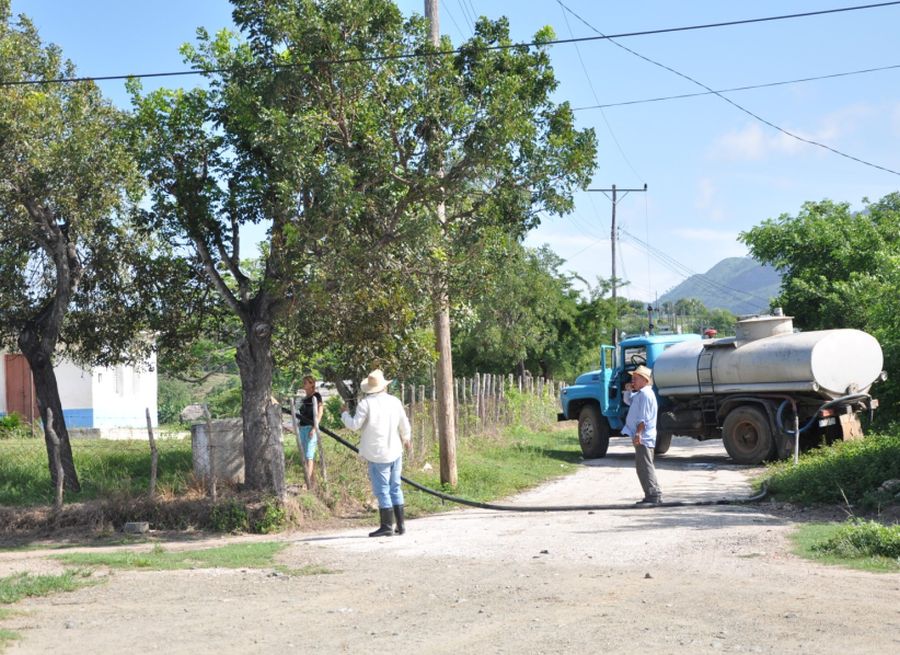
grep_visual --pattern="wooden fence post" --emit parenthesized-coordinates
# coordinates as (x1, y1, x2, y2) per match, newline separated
(473, 373, 481, 427)
(419, 385, 427, 454)
(313, 395, 327, 486)
(146, 407, 158, 498)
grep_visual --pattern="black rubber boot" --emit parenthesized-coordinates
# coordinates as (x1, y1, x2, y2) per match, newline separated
(393, 505, 406, 535)
(368, 508, 394, 537)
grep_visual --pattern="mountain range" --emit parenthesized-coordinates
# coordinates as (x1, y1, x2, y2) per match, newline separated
(657, 257, 781, 315)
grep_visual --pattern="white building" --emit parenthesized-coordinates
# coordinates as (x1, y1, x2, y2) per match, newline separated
(0, 352, 158, 439)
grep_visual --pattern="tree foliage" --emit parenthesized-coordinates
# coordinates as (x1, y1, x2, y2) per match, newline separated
(0, 1, 161, 490)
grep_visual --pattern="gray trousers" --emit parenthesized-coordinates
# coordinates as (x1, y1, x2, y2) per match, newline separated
(633, 443, 661, 499)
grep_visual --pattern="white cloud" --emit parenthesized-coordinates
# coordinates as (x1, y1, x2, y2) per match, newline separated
(708, 104, 874, 162)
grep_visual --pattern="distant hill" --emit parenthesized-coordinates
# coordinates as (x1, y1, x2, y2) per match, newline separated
(657, 257, 781, 315)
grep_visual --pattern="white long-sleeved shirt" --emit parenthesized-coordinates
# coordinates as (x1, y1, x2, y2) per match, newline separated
(341, 391, 411, 463)
(622, 385, 657, 448)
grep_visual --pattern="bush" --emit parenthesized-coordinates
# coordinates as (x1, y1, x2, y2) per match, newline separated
(209, 500, 250, 533)
(762, 434, 900, 509)
(812, 519, 900, 559)
(0, 413, 35, 440)
(207, 379, 242, 418)
(158, 377, 192, 424)
(251, 497, 286, 534)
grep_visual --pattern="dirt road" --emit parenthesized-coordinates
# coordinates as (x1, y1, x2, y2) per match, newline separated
(4, 438, 899, 654)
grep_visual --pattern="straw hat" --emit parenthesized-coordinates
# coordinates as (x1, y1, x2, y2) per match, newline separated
(630, 365, 653, 383)
(361, 369, 391, 394)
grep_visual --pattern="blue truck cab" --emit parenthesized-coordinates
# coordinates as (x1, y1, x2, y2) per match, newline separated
(558, 332, 700, 458)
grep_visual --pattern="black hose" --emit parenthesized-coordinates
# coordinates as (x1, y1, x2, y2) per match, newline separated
(316, 425, 768, 511)
(775, 392, 872, 435)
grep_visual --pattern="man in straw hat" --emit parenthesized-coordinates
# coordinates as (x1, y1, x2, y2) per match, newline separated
(341, 369, 411, 537)
(622, 364, 662, 505)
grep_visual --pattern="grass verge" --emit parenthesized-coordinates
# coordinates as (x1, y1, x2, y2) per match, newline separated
(759, 433, 900, 509)
(51, 541, 328, 576)
(0, 569, 95, 605)
(791, 520, 900, 573)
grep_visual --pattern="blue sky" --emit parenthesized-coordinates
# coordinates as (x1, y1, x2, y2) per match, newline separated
(11, 1, 900, 302)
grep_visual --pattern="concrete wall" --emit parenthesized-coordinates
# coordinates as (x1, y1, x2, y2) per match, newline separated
(55, 358, 94, 427)
(90, 351, 159, 432)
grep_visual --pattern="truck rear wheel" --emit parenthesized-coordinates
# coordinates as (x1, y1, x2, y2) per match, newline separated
(723, 406, 774, 464)
(578, 405, 609, 459)
(654, 433, 673, 456)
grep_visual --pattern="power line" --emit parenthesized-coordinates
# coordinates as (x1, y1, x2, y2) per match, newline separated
(438, 0, 468, 41)
(557, 1, 644, 183)
(557, 1, 900, 177)
(572, 63, 900, 111)
(3, 2, 898, 87)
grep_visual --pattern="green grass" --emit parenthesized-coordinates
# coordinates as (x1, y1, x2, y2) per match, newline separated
(760, 433, 900, 509)
(0, 628, 19, 651)
(791, 521, 900, 573)
(0, 569, 95, 605)
(51, 541, 301, 572)
(0, 437, 195, 506)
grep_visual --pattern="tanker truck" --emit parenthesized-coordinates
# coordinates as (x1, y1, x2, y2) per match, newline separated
(557, 313, 886, 464)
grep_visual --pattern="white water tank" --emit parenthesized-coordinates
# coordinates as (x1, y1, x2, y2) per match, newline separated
(653, 316, 883, 399)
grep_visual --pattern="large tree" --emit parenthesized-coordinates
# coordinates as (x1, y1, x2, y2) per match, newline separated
(0, 2, 151, 491)
(131, 0, 429, 493)
(132, 0, 594, 492)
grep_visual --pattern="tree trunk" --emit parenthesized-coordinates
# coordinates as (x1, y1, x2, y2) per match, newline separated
(433, 290, 457, 487)
(515, 360, 526, 380)
(19, 329, 81, 492)
(235, 318, 285, 496)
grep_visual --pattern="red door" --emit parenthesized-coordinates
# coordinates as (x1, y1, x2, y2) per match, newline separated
(5, 354, 39, 422)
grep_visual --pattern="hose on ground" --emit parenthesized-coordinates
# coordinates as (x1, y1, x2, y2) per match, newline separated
(316, 425, 768, 511)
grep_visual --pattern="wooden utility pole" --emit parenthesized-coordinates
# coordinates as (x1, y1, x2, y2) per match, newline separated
(587, 184, 648, 351)
(425, 0, 458, 486)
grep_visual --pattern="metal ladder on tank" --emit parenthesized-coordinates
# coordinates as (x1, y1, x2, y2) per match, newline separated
(696, 347, 719, 428)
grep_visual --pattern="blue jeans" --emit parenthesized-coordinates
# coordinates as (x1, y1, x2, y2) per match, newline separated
(367, 458, 404, 509)
(297, 426, 317, 461)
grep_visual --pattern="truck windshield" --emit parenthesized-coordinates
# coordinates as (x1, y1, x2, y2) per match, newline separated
(622, 346, 647, 366)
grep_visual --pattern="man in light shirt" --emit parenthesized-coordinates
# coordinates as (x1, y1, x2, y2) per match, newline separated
(341, 369, 412, 537)
(621, 365, 662, 505)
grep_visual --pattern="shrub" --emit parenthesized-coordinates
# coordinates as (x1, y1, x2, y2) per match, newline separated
(812, 519, 900, 559)
(251, 497, 286, 534)
(158, 377, 192, 424)
(207, 379, 242, 418)
(0, 413, 38, 440)
(210, 500, 250, 533)
(762, 434, 900, 509)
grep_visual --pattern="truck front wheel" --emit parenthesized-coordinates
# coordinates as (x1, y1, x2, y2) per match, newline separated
(654, 433, 673, 456)
(723, 406, 774, 464)
(578, 405, 610, 459)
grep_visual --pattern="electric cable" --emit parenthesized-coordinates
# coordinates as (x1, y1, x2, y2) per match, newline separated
(438, 0, 468, 41)
(558, 3, 644, 184)
(556, 0, 900, 177)
(316, 424, 769, 511)
(3, 2, 898, 87)
(572, 63, 900, 112)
